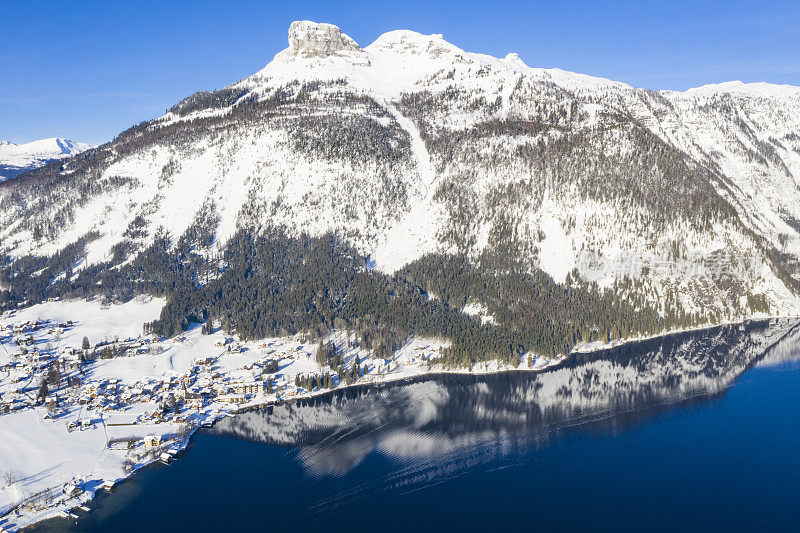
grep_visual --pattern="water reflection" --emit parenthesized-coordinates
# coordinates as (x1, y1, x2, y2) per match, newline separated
(214, 319, 800, 499)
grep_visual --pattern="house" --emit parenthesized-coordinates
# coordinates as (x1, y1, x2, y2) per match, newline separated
(230, 381, 264, 396)
(217, 394, 247, 405)
(143, 434, 162, 448)
(188, 398, 204, 410)
(63, 484, 82, 498)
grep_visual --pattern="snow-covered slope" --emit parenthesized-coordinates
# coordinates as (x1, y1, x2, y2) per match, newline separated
(0, 138, 92, 181)
(1, 20, 799, 320)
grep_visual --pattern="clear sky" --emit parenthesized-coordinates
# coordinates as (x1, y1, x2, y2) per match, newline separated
(2, 0, 799, 146)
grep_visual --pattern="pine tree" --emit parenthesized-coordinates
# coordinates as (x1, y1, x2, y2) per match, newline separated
(38, 380, 49, 401)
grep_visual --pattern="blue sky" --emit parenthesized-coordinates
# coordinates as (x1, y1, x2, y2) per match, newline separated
(2, 0, 799, 146)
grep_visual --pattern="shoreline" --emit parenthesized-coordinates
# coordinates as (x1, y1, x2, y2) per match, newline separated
(237, 314, 799, 413)
(7, 313, 798, 532)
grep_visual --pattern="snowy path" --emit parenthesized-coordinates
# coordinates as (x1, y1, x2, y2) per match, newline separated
(383, 101, 436, 195)
(373, 100, 444, 272)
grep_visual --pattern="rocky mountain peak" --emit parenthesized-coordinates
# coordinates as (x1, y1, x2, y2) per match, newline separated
(287, 20, 362, 58)
(504, 52, 528, 68)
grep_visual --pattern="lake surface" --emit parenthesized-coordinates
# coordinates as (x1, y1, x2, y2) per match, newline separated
(37, 319, 800, 532)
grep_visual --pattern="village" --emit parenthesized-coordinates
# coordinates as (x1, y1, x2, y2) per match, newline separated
(0, 310, 449, 425)
(2, 298, 534, 531)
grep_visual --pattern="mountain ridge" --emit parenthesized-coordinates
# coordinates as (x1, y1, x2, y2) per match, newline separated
(1, 21, 799, 343)
(0, 137, 92, 181)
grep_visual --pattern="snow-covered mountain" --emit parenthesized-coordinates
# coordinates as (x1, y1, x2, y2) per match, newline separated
(1, 21, 799, 321)
(0, 137, 92, 181)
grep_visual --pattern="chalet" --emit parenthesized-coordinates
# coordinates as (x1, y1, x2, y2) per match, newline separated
(188, 398, 204, 410)
(63, 484, 82, 498)
(218, 394, 246, 405)
(143, 435, 162, 448)
(142, 382, 161, 394)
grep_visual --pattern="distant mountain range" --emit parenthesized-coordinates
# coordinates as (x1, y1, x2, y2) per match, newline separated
(0, 137, 92, 181)
(1, 21, 800, 355)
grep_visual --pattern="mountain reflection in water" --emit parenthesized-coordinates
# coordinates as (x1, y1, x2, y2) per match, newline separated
(213, 319, 800, 497)
(34, 318, 800, 532)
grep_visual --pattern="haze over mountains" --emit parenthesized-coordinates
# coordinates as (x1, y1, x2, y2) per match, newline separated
(0, 138, 92, 181)
(2, 21, 800, 342)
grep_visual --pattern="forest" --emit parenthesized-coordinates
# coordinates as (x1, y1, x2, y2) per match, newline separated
(0, 226, 707, 368)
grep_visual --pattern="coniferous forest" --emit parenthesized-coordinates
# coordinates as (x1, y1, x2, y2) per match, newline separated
(0, 226, 707, 368)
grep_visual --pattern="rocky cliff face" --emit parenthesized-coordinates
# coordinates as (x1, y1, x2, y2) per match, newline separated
(285, 20, 365, 58)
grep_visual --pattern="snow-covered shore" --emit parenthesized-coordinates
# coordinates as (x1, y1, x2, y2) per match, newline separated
(0, 298, 785, 531)
(0, 298, 546, 530)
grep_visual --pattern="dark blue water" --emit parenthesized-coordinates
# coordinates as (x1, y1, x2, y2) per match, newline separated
(36, 319, 800, 532)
